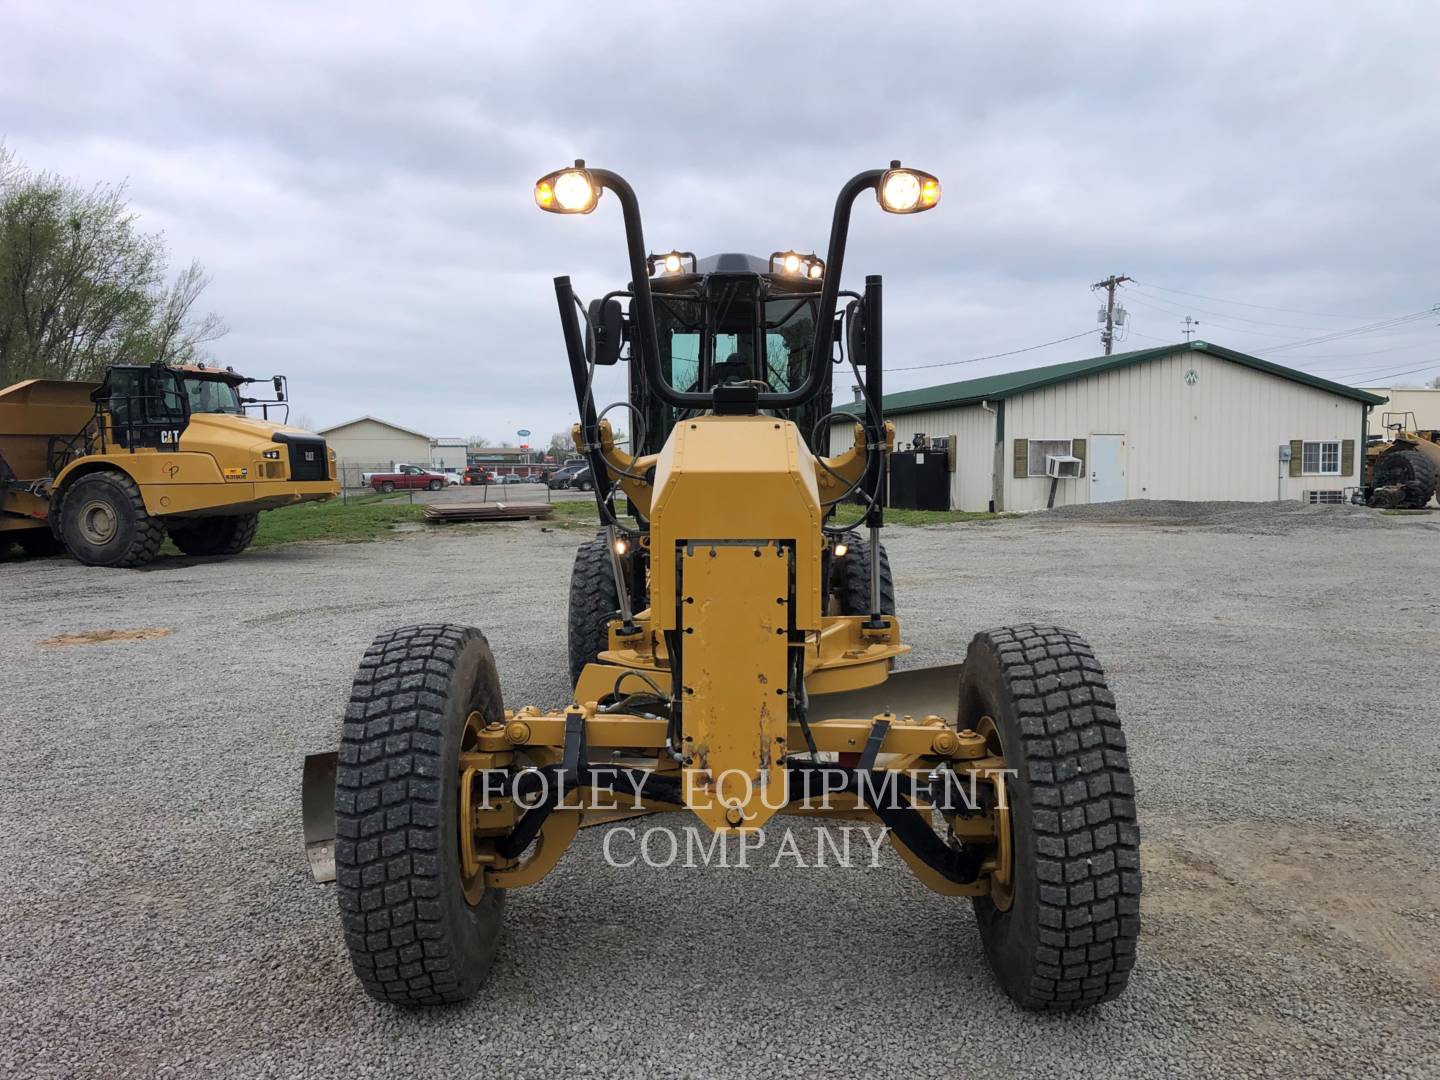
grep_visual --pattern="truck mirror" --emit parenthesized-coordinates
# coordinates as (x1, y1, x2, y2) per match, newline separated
(845, 299, 867, 367)
(587, 297, 626, 366)
(273, 376, 286, 400)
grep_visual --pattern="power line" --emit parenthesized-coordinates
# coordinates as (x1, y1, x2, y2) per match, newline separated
(1131, 280, 1401, 320)
(1332, 359, 1440, 384)
(1267, 308, 1437, 353)
(890, 329, 1101, 373)
(1128, 286, 1371, 331)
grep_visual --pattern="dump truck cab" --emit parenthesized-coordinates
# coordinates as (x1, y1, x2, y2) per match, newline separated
(0, 361, 337, 567)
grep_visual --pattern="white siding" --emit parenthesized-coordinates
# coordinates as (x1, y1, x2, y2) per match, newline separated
(321, 419, 432, 471)
(1000, 351, 1366, 511)
(1360, 387, 1440, 436)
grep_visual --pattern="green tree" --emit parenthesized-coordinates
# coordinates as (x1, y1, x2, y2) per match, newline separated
(0, 144, 227, 386)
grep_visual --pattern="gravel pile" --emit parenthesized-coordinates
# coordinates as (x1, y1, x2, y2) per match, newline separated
(1043, 498, 1434, 535)
(1, 516, 1437, 1078)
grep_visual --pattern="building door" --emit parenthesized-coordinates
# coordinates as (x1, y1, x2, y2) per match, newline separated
(1089, 434, 1127, 503)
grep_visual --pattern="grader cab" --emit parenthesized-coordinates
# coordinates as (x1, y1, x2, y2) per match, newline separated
(305, 163, 1141, 1012)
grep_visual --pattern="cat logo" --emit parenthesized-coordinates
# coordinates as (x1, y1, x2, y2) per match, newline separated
(158, 429, 183, 444)
(304, 450, 315, 462)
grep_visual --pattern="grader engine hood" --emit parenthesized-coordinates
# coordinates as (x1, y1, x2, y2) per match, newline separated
(650, 415, 823, 831)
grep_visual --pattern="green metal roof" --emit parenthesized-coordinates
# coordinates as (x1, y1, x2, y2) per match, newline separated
(836, 341, 1388, 416)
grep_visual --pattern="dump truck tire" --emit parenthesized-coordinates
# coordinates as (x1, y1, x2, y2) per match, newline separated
(1373, 449, 1437, 508)
(959, 625, 1141, 1011)
(837, 533, 895, 615)
(16, 530, 66, 557)
(568, 533, 619, 686)
(166, 513, 260, 557)
(335, 624, 506, 1006)
(58, 471, 165, 568)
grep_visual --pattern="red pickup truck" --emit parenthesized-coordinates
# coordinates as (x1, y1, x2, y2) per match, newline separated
(369, 465, 445, 492)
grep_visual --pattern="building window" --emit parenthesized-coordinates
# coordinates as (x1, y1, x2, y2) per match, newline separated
(1306, 490, 1344, 504)
(1026, 439, 1072, 477)
(1301, 441, 1340, 475)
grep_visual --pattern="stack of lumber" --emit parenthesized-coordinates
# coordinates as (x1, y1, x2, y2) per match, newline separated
(422, 503, 555, 523)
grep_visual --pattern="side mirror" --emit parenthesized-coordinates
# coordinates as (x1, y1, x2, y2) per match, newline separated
(588, 297, 626, 366)
(845, 299, 867, 367)
(273, 376, 286, 400)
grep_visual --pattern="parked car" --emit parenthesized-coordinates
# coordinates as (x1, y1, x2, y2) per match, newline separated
(438, 468, 464, 486)
(499, 473, 528, 484)
(462, 466, 496, 485)
(546, 463, 585, 489)
(369, 465, 446, 493)
(362, 462, 423, 483)
(570, 466, 593, 491)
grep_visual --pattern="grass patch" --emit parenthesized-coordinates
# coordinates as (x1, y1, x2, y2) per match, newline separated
(251, 494, 425, 549)
(828, 503, 1004, 527)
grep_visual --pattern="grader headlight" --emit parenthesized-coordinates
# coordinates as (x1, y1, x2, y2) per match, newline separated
(535, 163, 599, 214)
(878, 164, 941, 214)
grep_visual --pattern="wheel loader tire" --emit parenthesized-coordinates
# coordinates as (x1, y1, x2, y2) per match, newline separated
(58, 471, 165, 568)
(428, 478, 442, 491)
(166, 513, 260, 557)
(1373, 448, 1437, 509)
(379, 481, 395, 493)
(837, 532, 895, 616)
(335, 624, 506, 1006)
(959, 625, 1141, 1011)
(16, 529, 66, 557)
(568, 533, 619, 687)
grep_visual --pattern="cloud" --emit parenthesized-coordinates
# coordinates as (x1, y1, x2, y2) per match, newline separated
(3, 0, 1436, 440)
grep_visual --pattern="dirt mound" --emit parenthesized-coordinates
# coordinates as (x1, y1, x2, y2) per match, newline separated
(1044, 499, 1426, 535)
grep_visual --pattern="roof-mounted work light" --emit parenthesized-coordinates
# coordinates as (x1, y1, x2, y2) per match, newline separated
(535, 161, 600, 214)
(877, 162, 941, 214)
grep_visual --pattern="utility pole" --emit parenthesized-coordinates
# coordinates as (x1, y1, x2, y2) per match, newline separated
(1091, 274, 1132, 355)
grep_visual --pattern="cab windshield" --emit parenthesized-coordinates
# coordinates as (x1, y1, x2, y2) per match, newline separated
(654, 290, 818, 398)
(180, 376, 244, 415)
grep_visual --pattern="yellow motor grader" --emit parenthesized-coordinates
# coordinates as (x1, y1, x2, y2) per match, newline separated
(0, 363, 337, 567)
(303, 162, 1141, 1011)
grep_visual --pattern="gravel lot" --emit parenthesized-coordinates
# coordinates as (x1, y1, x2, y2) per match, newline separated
(2, 504, 1438, 1079)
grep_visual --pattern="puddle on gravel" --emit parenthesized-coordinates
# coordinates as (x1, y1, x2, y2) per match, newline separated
(39, 627, 174, 647)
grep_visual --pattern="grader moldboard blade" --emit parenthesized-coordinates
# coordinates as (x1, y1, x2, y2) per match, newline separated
(302, 751, 338, 883)
(806, 663, 963, 724)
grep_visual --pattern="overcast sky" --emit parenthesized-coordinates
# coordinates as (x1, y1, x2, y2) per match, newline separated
(5, 2, 1437, 443)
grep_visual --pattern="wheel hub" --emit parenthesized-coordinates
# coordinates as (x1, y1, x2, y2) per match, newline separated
(78, 499, 118, 545)
(976, 714, 1014, 912)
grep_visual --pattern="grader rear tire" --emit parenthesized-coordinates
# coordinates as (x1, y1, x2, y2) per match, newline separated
(567, 533, 620, 687)
(335, 624, 506, 1005)
(959, 625, 1141, 1011)
(166, 513, 260, 557)
(836, 532, 895, 616)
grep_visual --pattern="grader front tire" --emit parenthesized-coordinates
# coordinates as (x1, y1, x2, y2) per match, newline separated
(959, 625, 1141, 1011)
(335, 624, 506, 1006)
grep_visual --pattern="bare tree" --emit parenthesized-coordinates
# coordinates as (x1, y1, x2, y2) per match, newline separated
(0, 143, 228, 385)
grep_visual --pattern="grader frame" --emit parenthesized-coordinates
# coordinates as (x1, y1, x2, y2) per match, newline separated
(306, 162, 1141, 1013)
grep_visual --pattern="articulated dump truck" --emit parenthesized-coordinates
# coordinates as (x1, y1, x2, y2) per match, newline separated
(0, 362, 338, 567)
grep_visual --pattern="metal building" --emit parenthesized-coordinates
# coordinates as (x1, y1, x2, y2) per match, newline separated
(317, 416, 434, 487)
(834, 342, 1386, 512)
